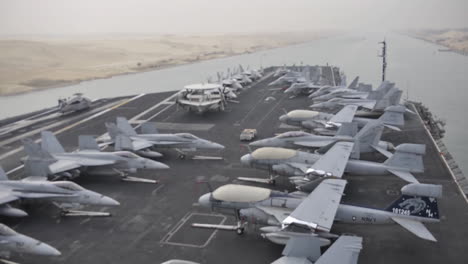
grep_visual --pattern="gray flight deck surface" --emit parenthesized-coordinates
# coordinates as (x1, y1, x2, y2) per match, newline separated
(0, 66, 467, 264)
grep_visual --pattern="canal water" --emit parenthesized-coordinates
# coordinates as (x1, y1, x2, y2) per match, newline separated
(1, 32, 467, 174)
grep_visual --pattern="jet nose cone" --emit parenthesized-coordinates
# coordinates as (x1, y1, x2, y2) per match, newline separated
(240, 154, 252, 166)
(101, 195, 120, 206)
(33, 242, 62, 256)
(198, 193, 212, 208)
(279, 115, 288, 122)
(249, 140, 267, 147)
(211, 142, 225, 150)
(145, 159, 170, 170)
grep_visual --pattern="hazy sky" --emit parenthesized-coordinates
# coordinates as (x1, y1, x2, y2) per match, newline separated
(1, 0, 467, 35)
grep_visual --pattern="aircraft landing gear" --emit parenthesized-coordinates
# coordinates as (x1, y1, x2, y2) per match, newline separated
(236, 227, 245, 235)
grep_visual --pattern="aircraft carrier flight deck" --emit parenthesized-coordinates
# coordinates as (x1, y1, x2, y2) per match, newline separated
(0, 66, 467, 264)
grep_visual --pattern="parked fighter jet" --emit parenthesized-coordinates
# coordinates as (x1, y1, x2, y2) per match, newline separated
(197, 179, 442, 242)
(105, 117, 224, 159)
(272, 235, 363, 264)
(23, 132, 168, 181)
(304, 76, 360, 98)
(239, 65, 262, 81)
(285, 76, 360, 96)
(0, 223, 61, 257)
(279, 104, 406, 135)
(250, 120, 394, 156)
(230, 66, 253, 85)
(309, 79, 392, 101)
(273, 66, 289, 77)
(0, 165, 119, 217)
(310, 86, 403, 115)
(217, 72, 243, 91)
(240, 143, 425, 185)
(269, 66, 310, 86)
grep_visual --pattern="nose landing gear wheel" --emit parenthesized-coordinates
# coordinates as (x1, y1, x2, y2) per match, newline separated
(178, 154, 186, 159)
(236, 227, 245, 235)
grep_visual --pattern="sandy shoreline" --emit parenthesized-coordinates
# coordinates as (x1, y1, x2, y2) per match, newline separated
(407, 29, 468, 56)
(0, 33, 328, 96)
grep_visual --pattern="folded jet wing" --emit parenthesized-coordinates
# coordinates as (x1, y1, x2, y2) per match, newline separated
(329, 105, 358, 124)
(306, 142, 354, 178)
(282, 179, 347, 232)
(272, 235, 363, 264)
(334, 99, 376, 110)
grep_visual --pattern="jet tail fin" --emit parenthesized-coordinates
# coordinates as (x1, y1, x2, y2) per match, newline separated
(347, 76, 359, 90)
(336, 122, 358, 137)
(354, 120, 384, 154)
(41, 131, 65, 154)
(22, 138, 55, 160)
(105, 122, 119, 141)
(385, 183, 442, 241)
(78, 135, 100, 151)
(24, 157, 52, 177)
(0, 166, 8, 181)
(140, 122, 158, 134)
(114, 134, 134, 151)
(116, 117, 137, 136)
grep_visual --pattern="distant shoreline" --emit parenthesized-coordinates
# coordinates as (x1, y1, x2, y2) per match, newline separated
(405, 30, 468, 57)
(0, 45, 284, 97)
(0, 33, 330, 97)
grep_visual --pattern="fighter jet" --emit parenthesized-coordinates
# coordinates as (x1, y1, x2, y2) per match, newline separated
(0, 165, 119, 217)
(309, 79, 392, 102)
(105, 117, 224, 159)
(285, 76, 360, 97)
(240, 143, 425, 186)
(269, 66, 310, 87)
(0, 223, 61, 257)
(279, 104, 407, 135)
(23, 132, 168, 181)
(238, 65, 262, 81)
(197, 179, 442, 242)
(272, 235, 363, 264)
(308, 77, 369, 99)
(216, 72, 243, 91)
(230, 66, 253, 85)
(310, 86, 403, 115)
(250, 120, 394, 156)
(273, 66, 290, 77)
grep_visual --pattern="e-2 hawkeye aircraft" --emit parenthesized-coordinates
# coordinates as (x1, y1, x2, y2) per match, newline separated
(240, 141, 425, 187)
(195, 179, 442, 242)
(250, 120, 394, 157)
(279, 104, 407, 135)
